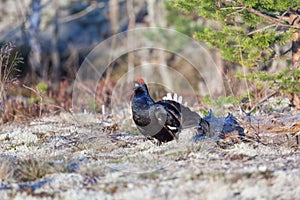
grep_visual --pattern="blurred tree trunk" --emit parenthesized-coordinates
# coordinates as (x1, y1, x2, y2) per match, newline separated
(290, 12, 300, 109)
(28, 0, 42, 80)
(51, 0, 60, 91)
(291, 12, 300, 69)
(15, 0, 28, 43)
(127, 0, 135, 82)
(109, 0, 120, 34)
(146, 0, 173, 88)
(213, 51, 226, 96)
(147, 0, 155, 27)
(292, 30, 300, 68)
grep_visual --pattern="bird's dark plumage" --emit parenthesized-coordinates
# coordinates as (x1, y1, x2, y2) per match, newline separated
(131, 78, 210, 143)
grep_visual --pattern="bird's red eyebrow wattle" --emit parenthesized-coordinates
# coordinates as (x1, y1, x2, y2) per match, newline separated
(136, 78, 145, 83)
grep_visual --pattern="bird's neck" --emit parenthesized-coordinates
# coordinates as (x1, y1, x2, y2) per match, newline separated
(132, 93, 154, 109)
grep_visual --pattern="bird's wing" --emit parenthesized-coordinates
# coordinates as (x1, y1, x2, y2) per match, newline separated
(159, 100, 210, 135)
(152, 104, 181, 131)
(158, 100, 200, 128)
(156, 101, 182, 120)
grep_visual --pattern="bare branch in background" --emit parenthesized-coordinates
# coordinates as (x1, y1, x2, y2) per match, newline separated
(245, 7, 300, 29)
(59, 1, 105, 24)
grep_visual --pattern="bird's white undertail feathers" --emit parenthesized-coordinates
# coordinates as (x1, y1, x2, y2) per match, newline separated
(162, 93, 187, 106)
(167, 125, 177, 130)
(178, 96, 182, 104)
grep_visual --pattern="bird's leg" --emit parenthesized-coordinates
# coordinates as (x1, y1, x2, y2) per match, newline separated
(146, 136, 162, 146)
(166, 129, 179, 142)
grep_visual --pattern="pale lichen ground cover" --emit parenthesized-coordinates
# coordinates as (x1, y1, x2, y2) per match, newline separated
(0, 112, 299, 200)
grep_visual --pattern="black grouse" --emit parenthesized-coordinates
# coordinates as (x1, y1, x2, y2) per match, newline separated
(131, 78, 210, 143)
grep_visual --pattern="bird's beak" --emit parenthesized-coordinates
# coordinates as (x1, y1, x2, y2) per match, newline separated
(133, 81, 140, 89)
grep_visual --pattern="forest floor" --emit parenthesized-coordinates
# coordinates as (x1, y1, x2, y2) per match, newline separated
(0, 110, 300, 200)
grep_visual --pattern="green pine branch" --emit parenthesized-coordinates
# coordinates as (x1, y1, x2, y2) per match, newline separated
(170, 0, 300, 95)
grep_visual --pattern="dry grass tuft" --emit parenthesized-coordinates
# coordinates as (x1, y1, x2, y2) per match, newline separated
(0, 42, 22, 113)
(0, 159, 14, 180)
(13, 158, 48, 182)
